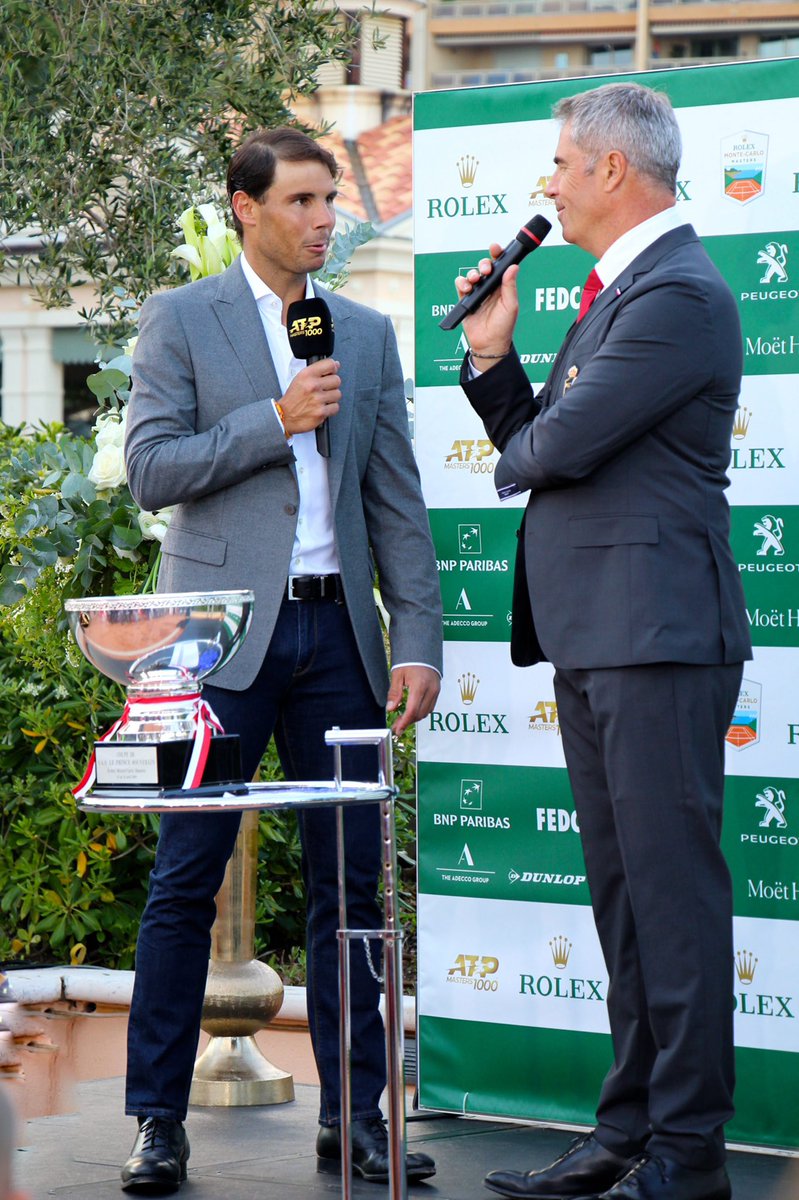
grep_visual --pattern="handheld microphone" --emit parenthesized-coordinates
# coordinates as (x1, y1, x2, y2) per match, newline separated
(286, 296, 336, 457)
(439, 214, 552, 331)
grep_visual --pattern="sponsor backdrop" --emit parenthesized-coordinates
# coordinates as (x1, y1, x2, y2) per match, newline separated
(412, 58, 799, 1150)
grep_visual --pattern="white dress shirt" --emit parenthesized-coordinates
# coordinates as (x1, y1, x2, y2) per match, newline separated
(240, 254, 437, 677)
(240, 252, 339, 578)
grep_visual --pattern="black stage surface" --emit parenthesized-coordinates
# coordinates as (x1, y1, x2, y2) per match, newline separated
(14, 1077, 799, 1199)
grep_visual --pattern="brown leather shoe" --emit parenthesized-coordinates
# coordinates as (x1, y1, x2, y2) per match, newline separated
(121, 1117, 189, 1192)
(484, 1133, 640, 1198)
(317, 1117, 436, 1183)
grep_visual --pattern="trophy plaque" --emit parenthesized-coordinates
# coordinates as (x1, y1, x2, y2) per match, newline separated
(65, 590, 253, 808)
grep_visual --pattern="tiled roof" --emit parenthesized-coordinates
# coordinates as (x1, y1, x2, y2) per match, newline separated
(320, 115, 412, 228)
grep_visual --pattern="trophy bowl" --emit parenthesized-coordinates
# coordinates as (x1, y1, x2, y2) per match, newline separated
(65, 590, 253, 692)
(65, 591, 254, 805)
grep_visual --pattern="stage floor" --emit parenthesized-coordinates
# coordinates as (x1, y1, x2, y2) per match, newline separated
(13, 1075, 799, 1200)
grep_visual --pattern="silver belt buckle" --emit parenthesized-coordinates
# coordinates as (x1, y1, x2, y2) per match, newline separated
(286, 574, 302, 600)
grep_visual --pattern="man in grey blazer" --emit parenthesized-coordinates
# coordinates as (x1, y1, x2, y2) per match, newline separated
(457, 85, 750, 1200)
(122, 127, 442, 1192)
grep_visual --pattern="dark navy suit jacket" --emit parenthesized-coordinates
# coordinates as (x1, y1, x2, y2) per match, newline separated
(462, 224, 752, 671)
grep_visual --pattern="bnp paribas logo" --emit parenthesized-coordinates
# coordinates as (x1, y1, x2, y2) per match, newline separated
(722, 130, 768, 205)
(726, 678, 761, 751)
(426, 155, 508, 219)
(459, 523, 483, 554)
(460, 779, 483, 810)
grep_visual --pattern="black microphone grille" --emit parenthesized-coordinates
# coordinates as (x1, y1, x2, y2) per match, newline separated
(286, 297, 335, 360)
(518, 214, 552, 246)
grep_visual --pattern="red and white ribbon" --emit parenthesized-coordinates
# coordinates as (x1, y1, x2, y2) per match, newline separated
(73, 692, 225, 799)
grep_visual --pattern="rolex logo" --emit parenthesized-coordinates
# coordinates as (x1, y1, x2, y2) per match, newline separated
(550, 935, 572, 970)
(735, 949, 758, 985)
(458, 672, 480, 705)
(457, 155, 478, 189)
(732, 406, 751, 440)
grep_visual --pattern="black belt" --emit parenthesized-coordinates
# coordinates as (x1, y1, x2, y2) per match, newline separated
(284, 574, 344, 602)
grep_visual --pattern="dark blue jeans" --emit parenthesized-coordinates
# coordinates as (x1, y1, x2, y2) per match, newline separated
(125, 597, 386, 1126)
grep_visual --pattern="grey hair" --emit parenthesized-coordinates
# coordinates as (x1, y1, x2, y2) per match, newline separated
(553, 82, 681, 193)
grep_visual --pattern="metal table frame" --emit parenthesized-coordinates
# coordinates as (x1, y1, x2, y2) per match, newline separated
(78, 727, 408, 1200)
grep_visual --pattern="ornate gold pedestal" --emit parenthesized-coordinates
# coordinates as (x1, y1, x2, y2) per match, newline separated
(189, 809, 295, 1106)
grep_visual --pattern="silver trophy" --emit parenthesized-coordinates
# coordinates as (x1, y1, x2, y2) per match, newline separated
(65, 590, 253, 806)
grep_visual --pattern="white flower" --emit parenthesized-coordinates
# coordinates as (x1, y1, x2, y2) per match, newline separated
(138, 507, 174, 542)
(88, 443, 127, 490)
(93, 408, 127, 450)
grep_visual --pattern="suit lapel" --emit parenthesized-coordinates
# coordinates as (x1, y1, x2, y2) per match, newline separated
(212, 258, 282, 403)
(541, 224, 700, 403)
(318, 284, 355, 507)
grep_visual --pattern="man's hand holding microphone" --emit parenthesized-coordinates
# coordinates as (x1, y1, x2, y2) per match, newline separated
(445, 214, 551, 367)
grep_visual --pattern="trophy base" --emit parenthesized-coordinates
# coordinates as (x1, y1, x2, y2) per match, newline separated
(93, 734, 243, 791)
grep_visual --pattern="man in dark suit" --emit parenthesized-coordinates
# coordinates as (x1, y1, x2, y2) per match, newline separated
(456, 83, 750, 1200)
(122, 128, 442, 1192)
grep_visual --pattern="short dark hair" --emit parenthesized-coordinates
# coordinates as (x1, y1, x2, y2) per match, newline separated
(226, 127, 339, 237)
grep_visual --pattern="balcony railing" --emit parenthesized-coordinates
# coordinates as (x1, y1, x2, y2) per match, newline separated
(429, 54, 754, 87)
(432, 0, 796, 16)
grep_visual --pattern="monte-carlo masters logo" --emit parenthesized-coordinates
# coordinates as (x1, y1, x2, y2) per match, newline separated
(722, 131, 768, 205)
(426, 154, 508, 220)
(726, 678, 761, 751)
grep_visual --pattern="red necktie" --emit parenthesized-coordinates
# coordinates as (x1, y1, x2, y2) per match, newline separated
(577, 268, 602, 322)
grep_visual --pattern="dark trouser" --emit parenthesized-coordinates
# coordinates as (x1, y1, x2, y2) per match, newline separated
(553, 661, 743, 1170)
(125, 596, 386, 1126)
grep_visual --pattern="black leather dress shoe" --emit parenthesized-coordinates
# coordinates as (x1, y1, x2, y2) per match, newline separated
(586, 1155, 731, 1200)
(316, 1117, 436, 1183)
(484, 1133, 640, 1198)
(121, 1117, 190, 1192)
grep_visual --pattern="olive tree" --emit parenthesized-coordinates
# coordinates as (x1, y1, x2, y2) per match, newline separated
(0, 0, 357, 342)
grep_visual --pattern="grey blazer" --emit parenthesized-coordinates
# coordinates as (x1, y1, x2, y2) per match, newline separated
(462, 224, 752, 671)
(125, 257, 442, 699)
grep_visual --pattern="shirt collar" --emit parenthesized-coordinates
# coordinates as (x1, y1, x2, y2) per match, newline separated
(239, 252, 314, 306)
(595, 206, 688, 290)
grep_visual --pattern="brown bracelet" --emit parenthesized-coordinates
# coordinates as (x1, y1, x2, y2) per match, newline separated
(471, 348, 510, 360)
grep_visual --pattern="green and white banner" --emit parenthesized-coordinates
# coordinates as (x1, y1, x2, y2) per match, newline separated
(413, 57, 799, 1151)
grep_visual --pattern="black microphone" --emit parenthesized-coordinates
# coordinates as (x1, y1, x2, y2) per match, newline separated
(286, 296, 336, 457)
(439, 214, 552, 331)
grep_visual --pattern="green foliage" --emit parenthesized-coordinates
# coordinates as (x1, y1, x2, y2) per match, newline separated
(0, 0, 360, 342)
(0, 0, 411, 979)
